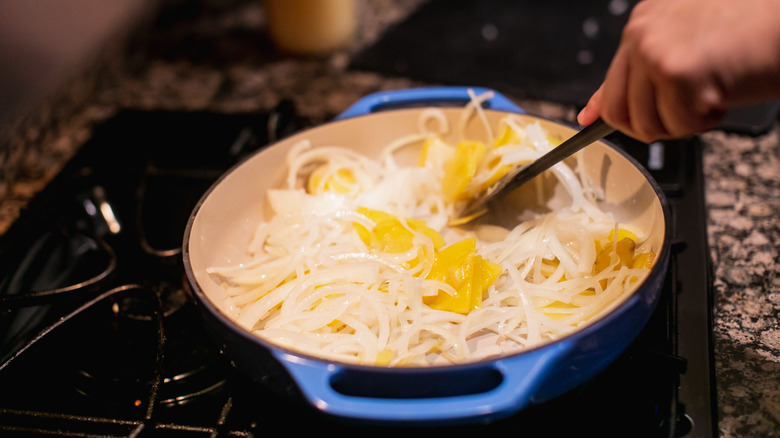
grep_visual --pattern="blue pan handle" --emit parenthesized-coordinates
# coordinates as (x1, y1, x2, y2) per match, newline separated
(335, 86, 525, 120)
(272, 341, 570, 423)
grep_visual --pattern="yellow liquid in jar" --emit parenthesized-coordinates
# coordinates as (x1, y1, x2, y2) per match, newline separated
(265, 0, 357, 55)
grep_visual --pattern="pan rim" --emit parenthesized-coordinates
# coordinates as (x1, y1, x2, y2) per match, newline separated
(181, 106, 673, 372)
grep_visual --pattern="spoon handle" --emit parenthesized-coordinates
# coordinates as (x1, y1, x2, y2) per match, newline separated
(499, 118, 615, 195)
(456, 118, 614, 222)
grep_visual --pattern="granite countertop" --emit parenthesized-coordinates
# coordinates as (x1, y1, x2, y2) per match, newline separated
(1, 0, 778, 436)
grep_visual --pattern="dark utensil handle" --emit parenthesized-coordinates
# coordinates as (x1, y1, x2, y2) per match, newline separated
(500, 118, 615, 195)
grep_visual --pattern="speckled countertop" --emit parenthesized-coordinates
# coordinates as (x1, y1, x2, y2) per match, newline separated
(0, 0, 778, 436)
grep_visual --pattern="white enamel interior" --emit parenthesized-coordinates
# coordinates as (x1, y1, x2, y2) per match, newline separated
(186, 108, 666, 348)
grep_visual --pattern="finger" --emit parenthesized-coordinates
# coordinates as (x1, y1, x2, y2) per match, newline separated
(626, 56, 668, 142)
(656, 75, 724, 137)
(577, 86, 602, 126)
(598, 45, 632, 133)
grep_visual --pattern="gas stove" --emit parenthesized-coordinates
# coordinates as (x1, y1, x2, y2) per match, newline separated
(0, 101, 716, 436)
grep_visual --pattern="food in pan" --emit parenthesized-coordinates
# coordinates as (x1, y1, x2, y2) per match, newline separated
(206, 92, 657, 367)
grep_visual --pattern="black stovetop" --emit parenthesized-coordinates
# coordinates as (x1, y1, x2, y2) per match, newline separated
(0, 102, 716, 437)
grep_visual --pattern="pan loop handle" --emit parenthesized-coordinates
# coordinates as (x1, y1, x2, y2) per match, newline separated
(335, 86, 525, 120)
(272, 341, 570, 423)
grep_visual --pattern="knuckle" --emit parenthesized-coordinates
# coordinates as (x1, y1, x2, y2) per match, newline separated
(633, 122, 663, 143)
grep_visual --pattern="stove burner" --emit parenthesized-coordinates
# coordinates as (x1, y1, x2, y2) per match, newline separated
(69, 285, 227, 410)
(0, 286, 228, 433)
(111, 283, 189, 320)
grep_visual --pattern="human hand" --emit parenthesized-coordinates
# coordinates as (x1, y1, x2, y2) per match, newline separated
(577, 0, 780, 143)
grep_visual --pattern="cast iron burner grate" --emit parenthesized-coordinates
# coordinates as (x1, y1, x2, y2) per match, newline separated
(0, 102, 716, 437)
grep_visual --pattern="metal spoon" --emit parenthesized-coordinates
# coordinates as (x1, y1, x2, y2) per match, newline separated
(453, 118, 615, 224)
